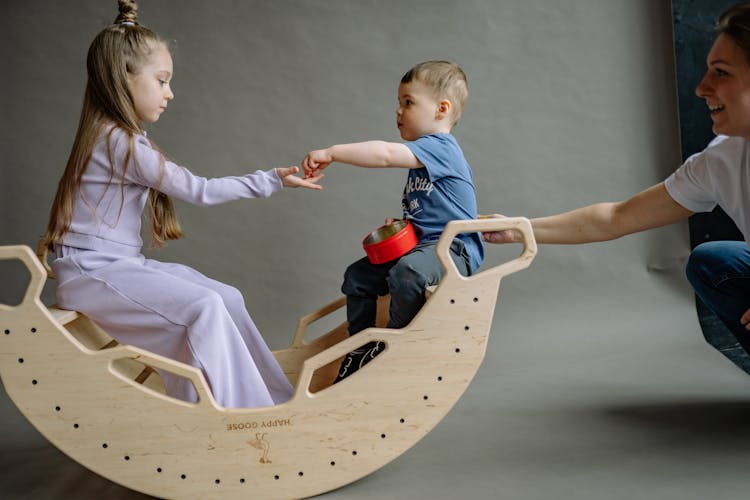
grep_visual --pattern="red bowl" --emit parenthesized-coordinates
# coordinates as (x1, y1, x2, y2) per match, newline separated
(362, 220, 418, 264)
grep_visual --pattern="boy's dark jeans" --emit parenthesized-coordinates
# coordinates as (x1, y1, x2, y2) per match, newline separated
(335, 239, 470, 382)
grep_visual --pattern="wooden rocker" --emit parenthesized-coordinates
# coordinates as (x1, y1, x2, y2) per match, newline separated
(0, 217, 536, 499)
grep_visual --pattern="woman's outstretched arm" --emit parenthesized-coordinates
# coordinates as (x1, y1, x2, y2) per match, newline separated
(484, 183, 694, 244)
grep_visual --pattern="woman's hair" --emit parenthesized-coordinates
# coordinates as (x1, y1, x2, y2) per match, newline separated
(401, 60, 468, 125)
(718, 2, 750, 63)
(42, 0, 182, 250)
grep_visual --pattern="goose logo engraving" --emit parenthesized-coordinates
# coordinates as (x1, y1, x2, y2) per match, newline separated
(248, 433, 272, 464)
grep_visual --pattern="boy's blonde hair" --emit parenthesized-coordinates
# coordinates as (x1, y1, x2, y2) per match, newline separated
(401, 60, 468, 125)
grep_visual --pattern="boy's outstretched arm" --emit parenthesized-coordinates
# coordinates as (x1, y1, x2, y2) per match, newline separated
(302, 141, 422, 176)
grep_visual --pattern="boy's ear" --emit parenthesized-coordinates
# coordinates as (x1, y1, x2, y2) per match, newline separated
(436, 99, 452, 120)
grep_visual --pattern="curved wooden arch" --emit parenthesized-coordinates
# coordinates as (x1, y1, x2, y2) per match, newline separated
(0, 217, 536, 499)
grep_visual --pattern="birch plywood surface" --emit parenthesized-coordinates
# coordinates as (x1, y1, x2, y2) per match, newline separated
(0, 218, 535, 499)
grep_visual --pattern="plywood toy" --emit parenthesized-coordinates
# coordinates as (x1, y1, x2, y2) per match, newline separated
(0, 217, 536, 499)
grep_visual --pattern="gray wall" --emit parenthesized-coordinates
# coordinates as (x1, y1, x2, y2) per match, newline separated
(2, 0, 685, 340)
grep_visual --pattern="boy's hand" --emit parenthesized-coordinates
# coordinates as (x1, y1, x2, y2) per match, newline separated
(480, 214, 521, 243)
(276, 166, 324, 190)
(302, 149, 333, 178)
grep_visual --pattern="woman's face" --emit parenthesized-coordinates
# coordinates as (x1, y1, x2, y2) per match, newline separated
(696, 33, 750, 140)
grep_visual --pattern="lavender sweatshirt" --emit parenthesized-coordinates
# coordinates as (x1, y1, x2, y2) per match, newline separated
(61, 126, 282, 255)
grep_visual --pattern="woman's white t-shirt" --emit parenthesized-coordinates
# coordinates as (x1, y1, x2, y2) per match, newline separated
(664, 134, 750, 245)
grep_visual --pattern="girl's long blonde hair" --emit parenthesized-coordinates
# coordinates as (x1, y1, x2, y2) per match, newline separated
(42, 0, 182, 251)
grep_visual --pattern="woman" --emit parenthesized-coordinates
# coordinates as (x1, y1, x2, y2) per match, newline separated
(484, 2, 750, 361)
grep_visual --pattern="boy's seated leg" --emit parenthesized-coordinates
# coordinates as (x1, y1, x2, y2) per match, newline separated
(386, 240, 470, 329)
(342, 256, 393, 335)
(334, 242, 469, 383)
(335, 257, 393, 383)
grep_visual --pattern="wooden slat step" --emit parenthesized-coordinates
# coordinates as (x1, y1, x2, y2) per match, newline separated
(49, 307, 80, 326)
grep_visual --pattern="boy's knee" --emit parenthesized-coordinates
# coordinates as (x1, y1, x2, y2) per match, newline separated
(387, 261, 426, 296)
(342, 259, 372, 296)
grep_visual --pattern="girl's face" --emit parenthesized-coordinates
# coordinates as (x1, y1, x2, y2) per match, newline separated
(396, 79, 449, 141)
(127, 43, 174, 124)
(696, 33, 750, 140)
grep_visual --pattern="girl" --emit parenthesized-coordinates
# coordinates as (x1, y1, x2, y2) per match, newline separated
(483, 2, 750, 370)
(42, 0, 323, 408)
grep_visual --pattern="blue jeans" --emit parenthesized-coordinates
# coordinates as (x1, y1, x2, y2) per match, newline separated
(686, 241, 750, 358)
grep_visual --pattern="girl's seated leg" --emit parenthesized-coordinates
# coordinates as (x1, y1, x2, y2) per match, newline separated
(53, 253, 291, 408)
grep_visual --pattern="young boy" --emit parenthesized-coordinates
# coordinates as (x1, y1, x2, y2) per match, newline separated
(302, 60, 484, 382)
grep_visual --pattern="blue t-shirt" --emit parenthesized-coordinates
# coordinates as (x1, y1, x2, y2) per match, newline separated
(403, 133, 484, 272)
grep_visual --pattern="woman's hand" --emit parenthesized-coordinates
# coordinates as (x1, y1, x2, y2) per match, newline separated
(741, 306, 750, 330)
(276, 166, 323, 190)
(480, 214, 521, 244)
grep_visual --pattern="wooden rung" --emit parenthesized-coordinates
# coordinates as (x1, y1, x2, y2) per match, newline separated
(49, 307, 80, 326)
(134, 366, 156, 385)
(100, 340, 119, 350)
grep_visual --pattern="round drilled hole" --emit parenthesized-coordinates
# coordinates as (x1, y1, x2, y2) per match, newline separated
(455, 348, 461, 353)
(73, 423, 79, 429)
(450, 299, 455, 304)
(181, 474, 187, 480)
(157, 468, 162, 473)
(30, 327, 37, 333)
(437, 376, 443, 381)
(473, 298, 478, 303)
(298, 471, 304, 477)
(240, 478, 245, 483)
(400, 418, 405, 423)
(18, 358, 24, 364)
(352, 450, 358, 456)
(55, 406, 61, 412)
(423, 395, 429, 400)
(330, 461, 336, 466)
(4, 329, 10, 335)
(215, 479, 221, 484)
(102, 443, 108, 449)
(464, 326, 470, 331)
(381, 434, 386, 439)
(274, 475, 280, 480)
(31, 379, 38, 385)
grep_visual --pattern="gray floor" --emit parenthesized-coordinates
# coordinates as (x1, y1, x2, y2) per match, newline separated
(2, 262, 749, 500)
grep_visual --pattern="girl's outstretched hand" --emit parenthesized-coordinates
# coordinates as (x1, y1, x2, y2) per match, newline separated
(480, 214, 521, 244)
(277, 166, 324, 190)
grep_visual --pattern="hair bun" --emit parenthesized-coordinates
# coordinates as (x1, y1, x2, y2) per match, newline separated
(114, 0, 138, 25)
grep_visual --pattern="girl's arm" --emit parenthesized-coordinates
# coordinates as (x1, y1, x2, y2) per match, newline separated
(302, 141, 422, 175)
(125, 133, 309, 205)
(484, 183, 694, 244)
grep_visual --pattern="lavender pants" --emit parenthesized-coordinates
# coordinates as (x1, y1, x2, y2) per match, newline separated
(52, 247, 293, 409)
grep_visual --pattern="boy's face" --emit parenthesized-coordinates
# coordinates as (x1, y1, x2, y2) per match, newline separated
(396, 80, 448, 141)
